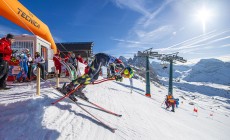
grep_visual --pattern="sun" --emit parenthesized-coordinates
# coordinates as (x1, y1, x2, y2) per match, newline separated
(195, 6, 213, 33)
(196, 7, 212, 21)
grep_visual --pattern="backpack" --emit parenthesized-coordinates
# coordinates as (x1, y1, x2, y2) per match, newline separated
(167, 95, 173, 99)
(126, 66, 134, 78)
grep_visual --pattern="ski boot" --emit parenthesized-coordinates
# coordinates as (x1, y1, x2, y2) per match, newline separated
(74, 86, 88, 101)
(75, 92, 88, 101)
(69, 94, 78, 102)
(58, 83, 75, 95)
(58, 83, 78, 101)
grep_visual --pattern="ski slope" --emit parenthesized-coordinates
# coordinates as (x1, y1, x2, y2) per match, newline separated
(0, 78, 230, 140)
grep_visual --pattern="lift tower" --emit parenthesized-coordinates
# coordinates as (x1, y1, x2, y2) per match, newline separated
(138, 49, 187, 96)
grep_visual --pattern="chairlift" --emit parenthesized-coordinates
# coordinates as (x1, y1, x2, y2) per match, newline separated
(161, 61, 168, 69)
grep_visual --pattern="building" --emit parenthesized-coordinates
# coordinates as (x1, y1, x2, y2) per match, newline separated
(56, 42, 94, 61)
(11, 34, 55, 73)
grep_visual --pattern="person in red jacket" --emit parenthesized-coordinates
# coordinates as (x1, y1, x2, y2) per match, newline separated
(76, 54, 84, 63)
(64, 52, 71, 62)
(84, 65, 90, 74)
(0, 34, 16, 89)
(53, 50, 62, 77)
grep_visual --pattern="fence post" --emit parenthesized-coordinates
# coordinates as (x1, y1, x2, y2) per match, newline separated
(56, 70, 59, 88)
(36, 67, 40, 96)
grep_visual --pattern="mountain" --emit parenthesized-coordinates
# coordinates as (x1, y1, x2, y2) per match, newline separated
(119, 53, 159, 82)
(151, 61, 191, 79)
(184, 59, 230, 85)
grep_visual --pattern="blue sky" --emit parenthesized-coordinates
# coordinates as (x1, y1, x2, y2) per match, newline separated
(0, 0, 230, 62)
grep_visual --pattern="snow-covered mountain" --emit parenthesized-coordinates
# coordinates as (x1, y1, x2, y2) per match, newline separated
(149, 58, 230, 86)
(184, 59, 230, 85)
(151, 61, 191, 79)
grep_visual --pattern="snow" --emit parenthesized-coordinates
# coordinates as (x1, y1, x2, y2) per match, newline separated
(184, 59, 230, 85)
(0, 78, 230, 140)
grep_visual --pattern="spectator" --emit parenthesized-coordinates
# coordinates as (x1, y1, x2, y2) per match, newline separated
(34, 52, 46, 80)
(27, 52, 33, 81)
(0, 34, 16, 89)
(53, 50, 62, 77)
(67, 52, 77, 68)
(64, 52, 71, 62)
(76, 54, 84, 63)
(16, 52, 28, 82)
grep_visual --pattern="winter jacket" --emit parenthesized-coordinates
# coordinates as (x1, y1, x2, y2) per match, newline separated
(76, 56, 84, 63)
(0, 38, 13, 62)
(53, 54, 62, 67)
(34, 56, 45, 64)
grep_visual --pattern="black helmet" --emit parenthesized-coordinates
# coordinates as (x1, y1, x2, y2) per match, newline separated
(6, 34, 14, 39)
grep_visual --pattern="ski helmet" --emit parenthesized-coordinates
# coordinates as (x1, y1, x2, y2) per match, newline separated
(115, 59, 123, 64)
(124, 66, 134, 78)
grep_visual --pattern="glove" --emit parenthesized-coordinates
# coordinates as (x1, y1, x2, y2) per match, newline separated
(109, 72, 120, 79)
(115, 75, 123, 82)
(12, 50, 18, 54)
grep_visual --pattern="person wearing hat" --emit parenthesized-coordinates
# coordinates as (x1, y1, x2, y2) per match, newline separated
(0, 34, 17, 89)
(34, 52, 46, 80)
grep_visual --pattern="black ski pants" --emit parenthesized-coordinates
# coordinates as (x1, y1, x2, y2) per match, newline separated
(0, 58, 9, 88)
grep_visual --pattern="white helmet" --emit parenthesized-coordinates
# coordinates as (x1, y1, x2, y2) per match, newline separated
(23, 49, 30, 54)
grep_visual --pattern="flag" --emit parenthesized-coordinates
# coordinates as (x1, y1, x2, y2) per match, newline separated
(193, 108, 198, 112)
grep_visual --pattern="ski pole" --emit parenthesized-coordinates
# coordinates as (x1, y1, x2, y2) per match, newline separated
(161, 99, 166, 107)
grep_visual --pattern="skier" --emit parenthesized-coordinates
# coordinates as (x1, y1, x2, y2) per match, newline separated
(120, 66, 134, 93)
(0, 34, 17, 89)
(165, 95, 176, 112)
(60, 53, 126, 101)
(120, 66, 134, 79)
(108, 58, 124, 79)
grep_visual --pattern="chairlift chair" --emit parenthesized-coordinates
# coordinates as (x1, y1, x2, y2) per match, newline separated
(161, 61, 168, 69)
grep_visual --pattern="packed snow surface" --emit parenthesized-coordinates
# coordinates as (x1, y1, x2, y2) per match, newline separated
(0, 78, 230, 140)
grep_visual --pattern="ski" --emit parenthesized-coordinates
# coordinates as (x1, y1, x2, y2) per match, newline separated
(75, 102, 117, 133)
(76, 96, 122, 117)
(52, 86, 122, 117)
(53, 87, 117, 133)
(51, 84, 84, 105)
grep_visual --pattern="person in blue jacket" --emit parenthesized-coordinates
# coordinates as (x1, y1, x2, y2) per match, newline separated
(16, 52, 28, 82)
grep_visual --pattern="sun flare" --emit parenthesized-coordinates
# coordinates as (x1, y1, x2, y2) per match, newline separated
(195, 6, 213, 33)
